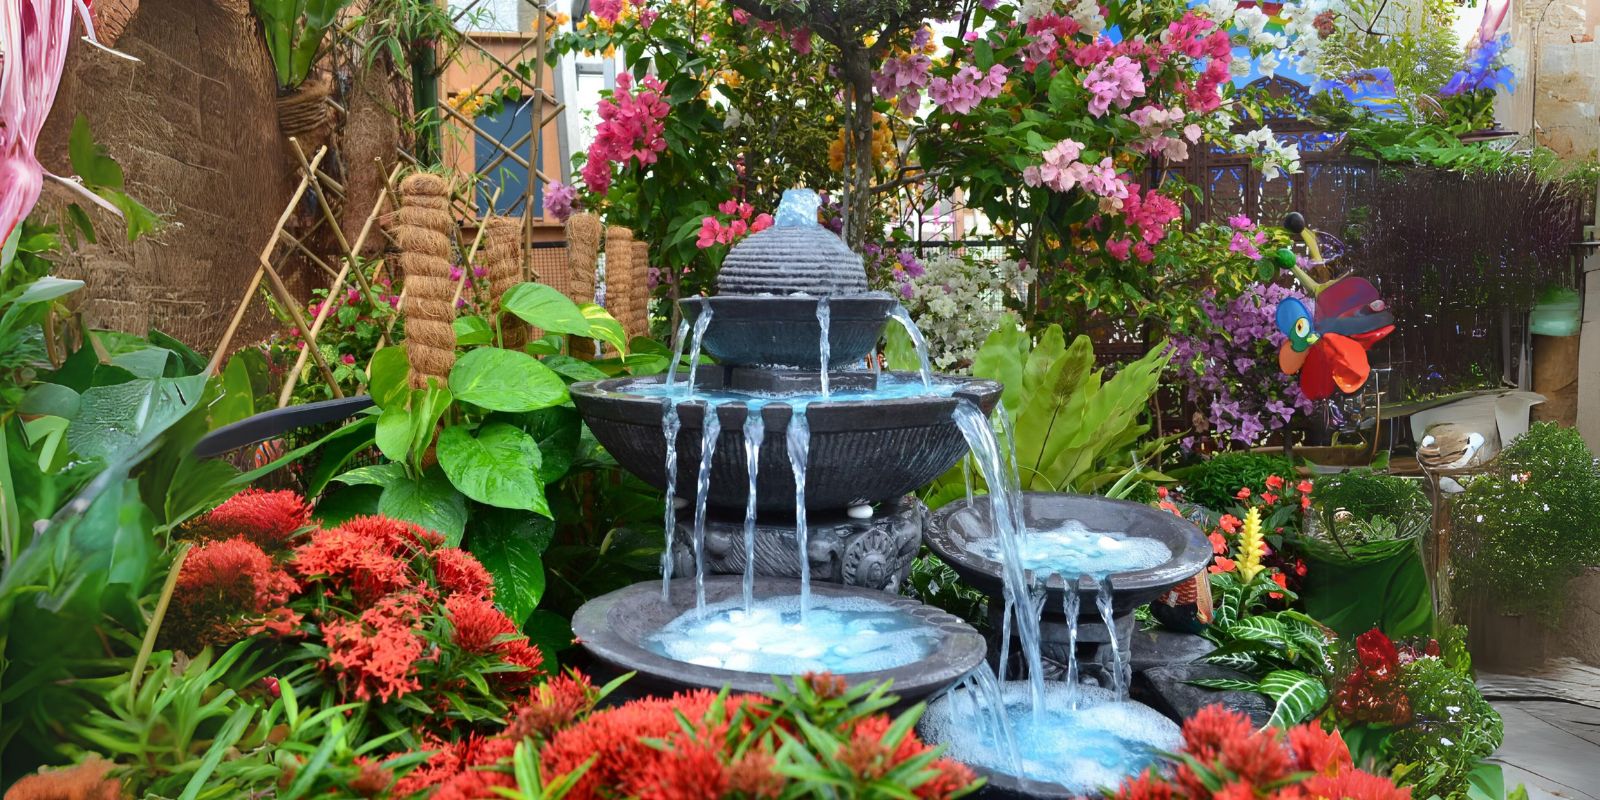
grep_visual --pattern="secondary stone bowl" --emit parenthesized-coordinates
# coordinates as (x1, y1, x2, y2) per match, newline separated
(925, 493, 1211, 617)
(678, 294, 897, 369)
(571, 576, 989, 703)
(569, 369, 1003, 513)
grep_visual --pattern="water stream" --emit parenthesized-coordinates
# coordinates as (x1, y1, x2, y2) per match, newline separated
(889, 304, 934, 390)
(691, 406, 722, 611)
(660, 401, 682, 599)
(787, 404, 812, 619)
(1097, 577, 1126, 698)
(665, 318, 691, 389)
(741, 402, 766, 613)
(686, 307, 713, 396)
(817, 297, 831, 400)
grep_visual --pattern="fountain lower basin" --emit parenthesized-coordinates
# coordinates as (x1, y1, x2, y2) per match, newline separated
(571, 369, 1003, 512)
(571, 576, 988, 701)
(920, 682, 1180, 799)
(926, 493, 1211, 616)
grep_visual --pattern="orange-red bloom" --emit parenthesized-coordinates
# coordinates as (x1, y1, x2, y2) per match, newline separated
(435, 548, 495, 599)
(193, 489, 311, 551)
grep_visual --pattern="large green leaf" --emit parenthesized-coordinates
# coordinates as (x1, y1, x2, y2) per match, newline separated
(367, 345, 411, 410)
(496, 406, 581, 484)
(1224, 615, 1290, 647)
(1300, 549, 1435, 640)
(1259, 669, 1329, 729)
(467, 507, 553, 627)
(448, 348, 567, 412)
(66, 374, 208, 465)
(502, 283, 590, 335)
(374, 405, 414, 463)
(378, 470, 468, 545)
(437, 423, 548, 515)
(580, 304, 629, 355)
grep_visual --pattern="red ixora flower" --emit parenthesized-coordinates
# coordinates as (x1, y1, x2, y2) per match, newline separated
(446, 594, 517, 653)
(434, 548, 495, 599)
(291, 522, 414, 600)
(320, 593, 433, 702)
(506, 670, 601, 741)
(193, 489, 311, 551)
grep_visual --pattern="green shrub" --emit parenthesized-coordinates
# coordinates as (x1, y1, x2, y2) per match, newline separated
(1176, 452, 1293, 511)
(1454, 423, 1600, 623)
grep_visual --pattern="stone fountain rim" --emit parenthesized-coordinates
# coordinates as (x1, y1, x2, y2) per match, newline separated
(569, 371, 1006, 432)
(923, 492, 1212, 602)
(680, 292, 897, 307)
(571, 576, 990, 700)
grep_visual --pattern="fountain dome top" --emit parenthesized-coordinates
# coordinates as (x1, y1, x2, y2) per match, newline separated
(716, 189, 872, 297)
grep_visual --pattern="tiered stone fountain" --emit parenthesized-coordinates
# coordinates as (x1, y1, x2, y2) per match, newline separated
(568, 190, 995, 701)
(568, 189, 1212, 796)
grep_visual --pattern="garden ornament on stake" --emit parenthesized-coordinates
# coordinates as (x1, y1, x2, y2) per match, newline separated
(1274, 212, 1394, 401)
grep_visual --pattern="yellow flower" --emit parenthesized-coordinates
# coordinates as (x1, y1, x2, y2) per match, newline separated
(1237, 507, 1266, 582)
(863, 33, 878, 47)
(452, 92, 487, 116)
(603, 43, 616, 57)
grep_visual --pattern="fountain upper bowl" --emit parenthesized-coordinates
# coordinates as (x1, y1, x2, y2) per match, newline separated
(570, 368, 1003, 513)
(678, 294, 896, 369)
(571, 577, 988, 703)
(925, 493, 1211, 616)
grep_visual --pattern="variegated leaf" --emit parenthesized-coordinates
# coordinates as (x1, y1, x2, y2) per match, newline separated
(1259, 669, 1329, 730)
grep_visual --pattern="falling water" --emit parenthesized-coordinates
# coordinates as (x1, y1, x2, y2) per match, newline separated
(953, 401, 1046, 718)
(787, 405, 812, 618)
(665, 318, 691, 389)
(1063, 581, 1081, 703)
(686, 307, 714, 396)
(1096, 576, 1127, 698)
(660, 401, 682, 599)
(962, 457, 974, 509)
(997, 596, 1012, 681)
(969, 666, 1022, 775)
(741, 402, 766, 613)
(692, 404, 723, 611)
(888, 304, 934, 390)
(816, 297, 832, 400)
(995, 407, 1027, 533)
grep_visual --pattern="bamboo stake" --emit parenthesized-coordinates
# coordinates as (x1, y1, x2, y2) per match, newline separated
(277, 162, 406, 407)
(290, 138, 377, 299)
(207, 146, 330, 375)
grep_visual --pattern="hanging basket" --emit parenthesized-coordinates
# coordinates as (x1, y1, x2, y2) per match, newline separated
(276, 77, 335, 141)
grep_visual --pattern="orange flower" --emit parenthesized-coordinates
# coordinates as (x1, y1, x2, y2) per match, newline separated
(434, 548, 495, 599)
(1297, 479, 1314, 494)
(1265, 474, 1286, 490)
(1262, 492, 1279, 505)
(1218, 514, 1242, 534)
(1235, 487, 1252, 500)
(1209, 556, 1237, 574)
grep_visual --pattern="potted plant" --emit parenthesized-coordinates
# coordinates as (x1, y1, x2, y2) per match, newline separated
(251, 0, 351, 139)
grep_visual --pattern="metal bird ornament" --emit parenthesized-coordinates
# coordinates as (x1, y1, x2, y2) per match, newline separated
(1273, 213, 1394, 401)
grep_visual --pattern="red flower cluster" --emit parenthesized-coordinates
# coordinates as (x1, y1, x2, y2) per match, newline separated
(184, 488, 310, 550)
(168, 491, 544, 713)
(1333, 629, 1412, 725)
(1114, 705, 1409, 800)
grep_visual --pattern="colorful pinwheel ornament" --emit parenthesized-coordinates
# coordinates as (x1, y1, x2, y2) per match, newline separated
(1273, 213, 1394, 401)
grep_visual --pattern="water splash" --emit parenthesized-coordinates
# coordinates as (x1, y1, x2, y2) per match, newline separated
(816, 297, 831, 400)
(741, 402, 766, 613)
(661, 401, 682, 600)
(692, 405, 723, 611)
(646, 594, 938, 674)
(1097, 576, 1127, 698)
(888, 304, 934, 390)
(665, 317, 691, 389)
(952, 401, 1046, 718)
(686, 306, 714, 396)
(787, 404, 812, 619)
(966, 666, 1022, 775)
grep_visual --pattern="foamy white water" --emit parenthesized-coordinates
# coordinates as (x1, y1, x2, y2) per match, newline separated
(645, 595, 938, 674)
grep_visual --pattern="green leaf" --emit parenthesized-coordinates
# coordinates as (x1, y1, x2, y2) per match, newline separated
(334, 463, 405, 486)
(467, 509, 553, 626)
(68, 114, 124, 189)
(502, 283, 590, 335)
(14, 276, 85, 306)
(213, 351, 263, 428)
(581, 304, 629, 355)
(375, 405, 414, 463)
(541, 354, 610, 383)
(19, 382, 80, 418)
(1259, 669, 1328, 729)
(454, 315, 495, 346)
(1188, 678, 1263, 692)
(437, 423, 548, 514)
(449, 348, 568, 412)
(368, 345, 411, 409)
(378, 470, 468, 545)
(66, 374, 208, 465)
(1224, 616, 1290, 646)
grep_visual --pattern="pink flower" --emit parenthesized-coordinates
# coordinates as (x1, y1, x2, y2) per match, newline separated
(449, 266, 464, 281)
(1084, 55, 1145, 117)
(731, 8, 750, 24)
(581, 73, 669, 196)
(788, 26, 812, 55)
(929, 64, 1009, 114)
(1080, 157, 1128, 201)
(637, 8, 659, 27)
(1228, 214, 1255, 230)
(873, 54, 932, 116)
(1105, 238, 1132, 260)
(589, 0, 625, 23)
(547, 181, 579, 221)
(341, 353, 356, 366)
(472, 265, 487, 278)
(1021, 138, 1087, 193)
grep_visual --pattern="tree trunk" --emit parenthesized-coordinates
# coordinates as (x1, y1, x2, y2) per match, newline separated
(840, 46, 876, 252)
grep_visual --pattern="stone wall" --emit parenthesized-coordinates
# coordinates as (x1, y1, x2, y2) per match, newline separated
(1498, 0, 1600, 159)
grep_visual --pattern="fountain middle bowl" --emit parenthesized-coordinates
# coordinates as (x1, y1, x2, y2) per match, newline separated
(571, 576, 989, 703)
(570, 369, 1003, 513)
(925, 493, 1211, 616)
(679, 294, 897, 369)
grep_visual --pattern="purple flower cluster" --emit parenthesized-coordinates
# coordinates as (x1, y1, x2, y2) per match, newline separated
(1169, 281, 1315, 449)
(1441, 34, 1515, 97)
(862, 242, 927, 298)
